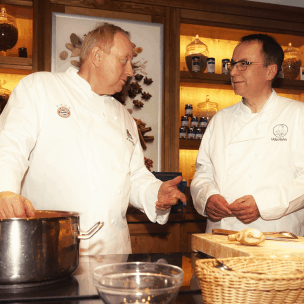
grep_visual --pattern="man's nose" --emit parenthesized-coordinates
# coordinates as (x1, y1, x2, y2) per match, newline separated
(229, 64, 239, 77)
(126, 61, 134, 77)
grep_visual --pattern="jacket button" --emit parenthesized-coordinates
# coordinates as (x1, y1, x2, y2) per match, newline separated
(119, 138, 123, 141)
(111, 219, 115, 224)
(118, 190, 121, 194)
(114, 116, 118, 120)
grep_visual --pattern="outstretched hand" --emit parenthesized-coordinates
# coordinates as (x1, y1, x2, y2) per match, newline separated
(0, 191, 35, 219)
(156, 176, 186, 211)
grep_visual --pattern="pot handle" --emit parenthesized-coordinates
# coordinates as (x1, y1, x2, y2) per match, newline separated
(77, 222, 104, 240)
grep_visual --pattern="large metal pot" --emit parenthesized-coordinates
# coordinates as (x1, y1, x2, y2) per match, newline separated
(0, 210, 103, 287)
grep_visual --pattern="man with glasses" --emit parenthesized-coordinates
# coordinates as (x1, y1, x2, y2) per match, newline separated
(0, 23, 186, 254)
(191, 34, 304, 236)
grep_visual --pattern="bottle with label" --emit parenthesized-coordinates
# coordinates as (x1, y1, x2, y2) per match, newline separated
(195, 127, 203, 140)
(181, 115, 189, 128)
(187, 127, 195, 139)
(207, 57, 215, 73)
(222, 59, 230, 74)
(199, 117, 208, 132)
(179, 126, 187, 139)
(185, 104, 193, 117)
(190, 116, 199, 128)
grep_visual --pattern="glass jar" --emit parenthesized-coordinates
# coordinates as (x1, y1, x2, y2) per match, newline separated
(0, 7, 18, 56)
(283, 43, 302, 80)
(196, 95, 218, 125)
(0, 80, 10, 114)
(185, 35, 209, 73)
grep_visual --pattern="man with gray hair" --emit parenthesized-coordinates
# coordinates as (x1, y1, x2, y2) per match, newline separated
(0, 23, 185, 254)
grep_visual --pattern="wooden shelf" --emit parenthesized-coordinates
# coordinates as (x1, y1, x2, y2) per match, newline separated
(180, 139, 201, 150)
(0, 57, 32, 70)
(180, 71, 304, 91)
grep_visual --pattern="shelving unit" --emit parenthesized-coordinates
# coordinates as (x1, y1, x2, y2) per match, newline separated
(179, 21, 304, 183)
(0, 57, 32, 70)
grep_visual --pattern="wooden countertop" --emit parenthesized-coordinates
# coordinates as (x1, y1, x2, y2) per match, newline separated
(192, 233, 304, 258)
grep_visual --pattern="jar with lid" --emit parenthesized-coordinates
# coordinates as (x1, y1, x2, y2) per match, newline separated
(185, 104, 193, 117)
(181, 115, 189, 128)
(185, 35, 209, 73)
(197, 95, 218, 126)
(187, 127, 195, 139)
(0, 7, 18, 56)
(283, 43, 302, 80)
(0, 80, 10, 114)
(190, 116, 199, 128)
(179, 126, 187, 139)
(195, 127, 203, 140)
(199, 117, 208, 132)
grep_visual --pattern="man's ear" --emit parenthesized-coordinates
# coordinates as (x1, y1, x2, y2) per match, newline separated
(91, 46, 102, 67)
(266, 64, 277, 81)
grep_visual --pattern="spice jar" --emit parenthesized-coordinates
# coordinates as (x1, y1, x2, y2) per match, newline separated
(185, 35, 209, 73)
(283, 43, 302, 80)
(0, 7, 18, 56)
(196, 95, 218, 126)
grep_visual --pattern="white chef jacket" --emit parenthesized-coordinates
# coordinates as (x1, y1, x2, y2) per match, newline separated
(191, 90, 304, 235)
(0, 67, 170, 254)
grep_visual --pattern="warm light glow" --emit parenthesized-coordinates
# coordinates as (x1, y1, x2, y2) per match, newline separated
(179, 149, 198, 186)
(0, 73, 29, 92)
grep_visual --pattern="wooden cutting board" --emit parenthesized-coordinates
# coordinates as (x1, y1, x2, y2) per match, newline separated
(192, 233, 304, 258)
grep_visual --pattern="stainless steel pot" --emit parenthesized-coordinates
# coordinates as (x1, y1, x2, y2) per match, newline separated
(0, 210, 103, 286)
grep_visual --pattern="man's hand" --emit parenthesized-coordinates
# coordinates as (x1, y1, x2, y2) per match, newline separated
(0, 191, 35, 219)
(229, 195, 260, 224)
(206, 194, 232, 221)
(156, 176, 186, 211)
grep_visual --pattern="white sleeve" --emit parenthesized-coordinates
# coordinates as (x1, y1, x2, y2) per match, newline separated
(0, 74, 44, 194)
(253, 111, 304, 220)
(128, 120, 170, 224)
(190, 119, 220, 216)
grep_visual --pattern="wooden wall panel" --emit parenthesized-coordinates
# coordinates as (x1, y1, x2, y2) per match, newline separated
(129, 222, 181, 253)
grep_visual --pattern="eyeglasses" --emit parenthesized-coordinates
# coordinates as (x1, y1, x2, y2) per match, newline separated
(227, 60, 264, 73)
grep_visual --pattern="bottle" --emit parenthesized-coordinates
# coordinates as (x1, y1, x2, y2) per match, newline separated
(190, 116, 199, 128)
(222, 59, 230, 74)
(187, 127, 195, 139)
(199, 117, 208, 133)
(179, 126, 187, 139)
(195, 127, 203, 140)
(207, 57, 215, 73)
(185, 104, 193, 118)
(181, 115, 189, 128)
(185, 35, 209, 73)
(18, 47, 27, 58)
(197, 95, 218, 126)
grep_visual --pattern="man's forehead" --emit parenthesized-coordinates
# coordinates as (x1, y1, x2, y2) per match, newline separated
(232, 41, 262, 59)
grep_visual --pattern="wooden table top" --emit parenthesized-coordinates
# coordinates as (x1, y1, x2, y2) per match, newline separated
(192, 233, 304, 258)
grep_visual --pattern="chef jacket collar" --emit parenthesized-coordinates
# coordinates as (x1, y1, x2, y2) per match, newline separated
(66, 67, 118, 121)
(229, 90, 277, 144)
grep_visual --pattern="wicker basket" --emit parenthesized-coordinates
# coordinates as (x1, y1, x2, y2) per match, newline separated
(195, 256, 304, 304)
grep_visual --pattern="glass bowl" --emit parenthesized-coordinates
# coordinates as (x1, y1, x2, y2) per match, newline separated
(93, 262, 184, 304)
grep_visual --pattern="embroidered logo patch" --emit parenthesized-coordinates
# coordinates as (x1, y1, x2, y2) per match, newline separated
(272, 124, 288, 141)
(126, 129, 135, 146)
(57, 106, 71, 118)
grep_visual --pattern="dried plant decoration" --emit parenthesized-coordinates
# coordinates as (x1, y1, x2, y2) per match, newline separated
(112, 91, 125, 105)
(130, 82, 142, 94)
(141, 92, 152, 101)
(134, 117, 154, 150)
(134, 74, 144, 81)
(143, 77, 153, 85)
(128, 89, 137, 99)
(71, 60, 81, 68)
(70, 33, 82, 47)
(65, 43, 75, 52)
(133, 100, 144, 108)
(144, 156, 153, 171)
(59, 50, 68, 60)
